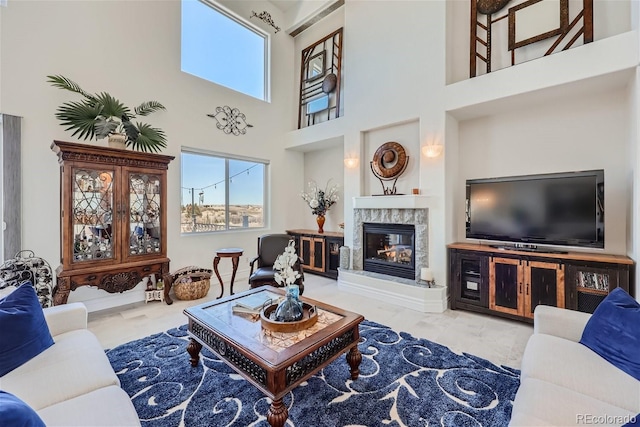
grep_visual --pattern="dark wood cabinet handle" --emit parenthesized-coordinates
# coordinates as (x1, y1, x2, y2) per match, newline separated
(87, 275, 97, 281)
(143, 266, 152, 272)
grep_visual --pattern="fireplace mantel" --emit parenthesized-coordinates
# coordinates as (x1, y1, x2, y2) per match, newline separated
(345, 194, 446, 312)
(353, 195, 434, 209)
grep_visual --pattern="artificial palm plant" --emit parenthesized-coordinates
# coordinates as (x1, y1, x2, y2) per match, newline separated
(47, 75, 167, 153)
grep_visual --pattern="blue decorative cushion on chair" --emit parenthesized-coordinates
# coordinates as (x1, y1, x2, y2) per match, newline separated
(0, 283, 54, 377)
(0, 390, 46, 427)
(0, 390, 45, 426)
(579, 287, 640, 381)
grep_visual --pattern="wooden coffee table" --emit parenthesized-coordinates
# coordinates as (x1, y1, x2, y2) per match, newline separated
(183, 286, 364, 427)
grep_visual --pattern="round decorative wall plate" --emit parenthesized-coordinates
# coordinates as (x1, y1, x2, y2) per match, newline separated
(371, 141, 408, 179)
(322, 73, 337, 93)
(476, 0, 510, 15)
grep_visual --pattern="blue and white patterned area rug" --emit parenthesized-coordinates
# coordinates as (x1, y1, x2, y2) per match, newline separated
(106, 321, 520, 427)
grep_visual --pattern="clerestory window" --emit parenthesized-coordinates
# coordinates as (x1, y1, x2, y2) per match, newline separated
(181, 0, 269, 101)
(180, 149, 268, 234)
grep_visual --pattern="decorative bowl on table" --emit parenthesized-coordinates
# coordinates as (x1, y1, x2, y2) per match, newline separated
(260, 302, 318, 333)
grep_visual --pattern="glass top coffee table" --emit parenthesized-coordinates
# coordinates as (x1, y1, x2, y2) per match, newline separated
(183, 285, 364, 427)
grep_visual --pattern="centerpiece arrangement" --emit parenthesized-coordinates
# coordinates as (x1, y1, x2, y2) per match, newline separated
(300, 180, 339, 233)
(271, 240, 303, 322)
(47, 75, 168, 153)
(260, 240, 318, 331)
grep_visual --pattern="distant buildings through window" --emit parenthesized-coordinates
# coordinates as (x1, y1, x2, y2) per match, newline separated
(180, 149, 268, 233)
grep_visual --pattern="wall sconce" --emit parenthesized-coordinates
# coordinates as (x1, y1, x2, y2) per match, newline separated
(344, 157, 359, 168)
(421, 143, 443, 158)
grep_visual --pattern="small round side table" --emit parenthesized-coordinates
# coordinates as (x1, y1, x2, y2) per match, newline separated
(213, 247, 243, 298)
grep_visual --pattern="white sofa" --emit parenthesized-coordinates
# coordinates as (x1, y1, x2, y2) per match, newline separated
(0, 302, 140, 426)
(510, 305, 639, 426)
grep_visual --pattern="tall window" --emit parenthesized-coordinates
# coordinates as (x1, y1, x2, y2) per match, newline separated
(181, 150, 267, 233)
(181, 0, 269, 101)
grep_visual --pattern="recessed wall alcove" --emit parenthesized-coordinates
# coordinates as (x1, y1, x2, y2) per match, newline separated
(362, 119, 420, 196)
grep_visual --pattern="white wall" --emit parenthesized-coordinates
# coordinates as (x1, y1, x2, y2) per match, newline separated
(456, 87, 630, 255)
(0, 0, 301, 311)
(341, 0, 449, 284)
(302, 144, 344, 231)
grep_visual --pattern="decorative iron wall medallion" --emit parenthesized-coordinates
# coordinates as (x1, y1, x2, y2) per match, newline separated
(250, 10, 280, 33)
(207, 106, 254, 136)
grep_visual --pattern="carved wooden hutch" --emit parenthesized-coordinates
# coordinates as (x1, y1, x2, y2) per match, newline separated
(51, 141, 174, 305)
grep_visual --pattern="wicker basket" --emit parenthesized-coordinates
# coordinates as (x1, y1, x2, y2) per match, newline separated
(171, 266, 212, 301)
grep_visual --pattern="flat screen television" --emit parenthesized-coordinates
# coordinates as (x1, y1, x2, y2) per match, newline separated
(466, 170, 604, 249)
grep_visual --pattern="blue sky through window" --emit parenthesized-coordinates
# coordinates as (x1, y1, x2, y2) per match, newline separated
(181, 0, 266, 100)
(181, 152, 265, 206)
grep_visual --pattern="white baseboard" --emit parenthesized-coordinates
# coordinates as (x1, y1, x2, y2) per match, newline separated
(75, 268, 251, 313)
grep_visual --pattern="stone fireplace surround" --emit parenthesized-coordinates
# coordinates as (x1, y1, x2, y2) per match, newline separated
(338, 195, 448, 313)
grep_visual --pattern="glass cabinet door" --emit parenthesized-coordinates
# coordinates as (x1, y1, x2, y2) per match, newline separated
(127, 171, 162, 257)
(71, 167, 114, 263)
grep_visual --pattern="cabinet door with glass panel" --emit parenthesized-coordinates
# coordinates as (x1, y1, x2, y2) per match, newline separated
(67, 163, 118, 265)
(122, 167, 166, 262)
(53, 141, 173, 305)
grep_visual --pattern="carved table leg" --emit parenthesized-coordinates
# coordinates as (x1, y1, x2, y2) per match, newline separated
(229, 255, 240, 295)
(346, 345, 362, 380)
(187, 339, 203, 367)
(266, 398, 288, 427)
(163, 273, 174, 305)
(52, 277, 71, 305)
(213, 256, 224, 299)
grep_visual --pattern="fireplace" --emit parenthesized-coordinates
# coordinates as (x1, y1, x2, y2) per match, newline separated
(340, 197, 446, 313)
(363, 222, 415, 279)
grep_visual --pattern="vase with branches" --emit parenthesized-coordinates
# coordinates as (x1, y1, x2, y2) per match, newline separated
(300, 180, 339, 233)
(272, 240, 303, 322)
(47, 75, 167, 153)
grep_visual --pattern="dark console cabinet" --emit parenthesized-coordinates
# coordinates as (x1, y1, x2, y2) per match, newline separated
(448, 243, 633, 323)
(286, 229, 344, 280)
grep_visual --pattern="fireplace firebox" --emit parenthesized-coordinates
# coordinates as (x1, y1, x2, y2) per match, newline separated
(363, 222, 415, 279)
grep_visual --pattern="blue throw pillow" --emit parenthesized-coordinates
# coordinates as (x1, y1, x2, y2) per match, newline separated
(579, 287, 640, 380)
(0, 390, 45, 426)
(0, 283, 54, 377)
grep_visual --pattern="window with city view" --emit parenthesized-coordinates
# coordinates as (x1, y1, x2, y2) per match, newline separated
(181, 150, 267, 233)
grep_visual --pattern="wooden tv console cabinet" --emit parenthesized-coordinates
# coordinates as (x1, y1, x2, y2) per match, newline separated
(448, 243, 634, 323)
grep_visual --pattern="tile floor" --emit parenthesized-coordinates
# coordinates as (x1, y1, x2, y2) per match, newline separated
(88, 274, 533, 369)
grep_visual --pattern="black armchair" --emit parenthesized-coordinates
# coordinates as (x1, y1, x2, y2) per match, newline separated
(248, 234, 305, 294)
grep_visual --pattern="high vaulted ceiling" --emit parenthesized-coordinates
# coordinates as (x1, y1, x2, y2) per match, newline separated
(268, 0, 303, 13)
